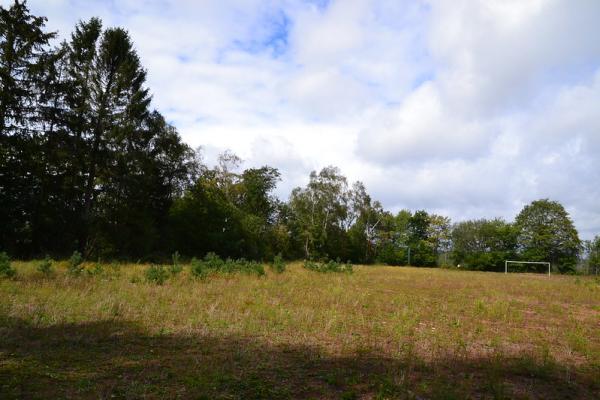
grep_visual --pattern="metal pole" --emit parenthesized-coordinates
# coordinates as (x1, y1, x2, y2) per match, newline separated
(407, 247, 411, 266)
(505, 260, 507, 274)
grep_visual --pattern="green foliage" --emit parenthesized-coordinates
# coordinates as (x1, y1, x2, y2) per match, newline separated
(68, 251, 84, 276)
(452, 219, 517, 271)
(145, 264, 169, 285)
(230, 258, 266, 276)
(410, 240, 437, 267)
(303, 259, 353, 273)
(303, 260, 320, 271)
(288, 167, 352, 261)
(0, 252, 16, 278)
(270, 254, 286, 273)
(238, 167, 281, 220)
(168, 174, 246, 259)
(409, 210, 430, 243)
(374, 210, 450, 267)
(0, 8, 197, 259)
(587, 236, 600, 274)
(37, 256, 54, 276)
(203, 252, 226, 270)
(0, 1, 58, 256)
(406, 211, 450, 267)
(515, 199, 581, 273)
(190, 257, 208, 279)
(190, 253, 265, 279)
(169, 251, 183, 276)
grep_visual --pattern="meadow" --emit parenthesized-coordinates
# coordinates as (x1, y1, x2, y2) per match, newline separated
(1, 261, 599, 399)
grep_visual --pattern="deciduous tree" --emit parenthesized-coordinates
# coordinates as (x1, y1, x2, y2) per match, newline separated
(515, 199, 581, 273)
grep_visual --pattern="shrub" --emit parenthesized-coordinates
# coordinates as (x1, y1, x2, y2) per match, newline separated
(303, 260, 320, 272)
(204, 252, 225, 270)
(190, 257, 208, 279)
(145, 264, 169, 285)
(190, 252, 225, 279)
(271, 254, 286, 273)
(169, 251, 183, 276)
(191, 253, 265, 279)
(68, 251, 84, 276)
(37, 256, 54, 276)
(0, 252, 16, 279)
(230, 258, 265, 276)
(303, 259, 353, 274)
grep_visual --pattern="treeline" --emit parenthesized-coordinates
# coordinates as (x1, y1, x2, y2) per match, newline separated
(1, 3, 196, 258)
(1, 2, 598, 273)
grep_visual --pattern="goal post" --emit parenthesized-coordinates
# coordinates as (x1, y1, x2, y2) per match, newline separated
(505, 260, 551, 276)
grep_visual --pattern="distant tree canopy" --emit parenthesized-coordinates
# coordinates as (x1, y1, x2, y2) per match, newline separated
(452, 219, 517, 271)
(0, 2, 591, 272)
(515, 199, 581, 273)
(585, 236, 600, 273)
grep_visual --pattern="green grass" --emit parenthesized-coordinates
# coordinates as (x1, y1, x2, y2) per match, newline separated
(1, 262, 599, 399)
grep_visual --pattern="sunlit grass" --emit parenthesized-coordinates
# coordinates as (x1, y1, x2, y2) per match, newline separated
(1, 261, 599, 398)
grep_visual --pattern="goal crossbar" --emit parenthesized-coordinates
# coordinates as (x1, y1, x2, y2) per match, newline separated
(505, 260, 551, 276)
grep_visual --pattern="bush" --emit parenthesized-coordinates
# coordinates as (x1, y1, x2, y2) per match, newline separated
(204, 252, 226, 270)
(303, 259, 353, 274)
(145, 264, 169, 285)
(0, 252, 16, 279)
(303, 260, 320, 272)
(190, 257, 208, 279)
(68, 251, 84, 276)
(230, 258, 265, 276)
(169, 251, 183, 276)
(190, 253, 265, 279)
(271, 254, 286, 273)
(37, 256, 54, 276)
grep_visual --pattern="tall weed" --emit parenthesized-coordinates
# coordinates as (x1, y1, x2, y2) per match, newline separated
(68, 251, 84, 276)
(270, 254, 286, 273)
(37, 256, 54, 276)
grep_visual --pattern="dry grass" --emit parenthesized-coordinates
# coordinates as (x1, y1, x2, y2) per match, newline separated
(1, 261, 599, 399)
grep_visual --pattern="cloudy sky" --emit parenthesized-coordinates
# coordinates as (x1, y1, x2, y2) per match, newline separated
(24, 0, 600, 239)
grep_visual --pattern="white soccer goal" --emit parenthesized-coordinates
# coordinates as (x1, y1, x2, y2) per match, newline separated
(504, 260, 551, 276)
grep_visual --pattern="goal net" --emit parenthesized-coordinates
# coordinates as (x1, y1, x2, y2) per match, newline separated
(504, 260, 551, 276)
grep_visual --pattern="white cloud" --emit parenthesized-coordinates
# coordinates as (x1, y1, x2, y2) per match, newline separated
(357, 83, 492, 163)
(23, 0, 600, 239)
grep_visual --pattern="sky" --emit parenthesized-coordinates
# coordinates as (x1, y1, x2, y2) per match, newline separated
(19, 0, 600, 239)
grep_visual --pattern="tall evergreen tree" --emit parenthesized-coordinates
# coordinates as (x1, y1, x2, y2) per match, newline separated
(0, 0, 55, 254)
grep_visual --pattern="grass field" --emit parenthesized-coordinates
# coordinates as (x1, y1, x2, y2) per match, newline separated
(1, 262, 599, 399)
